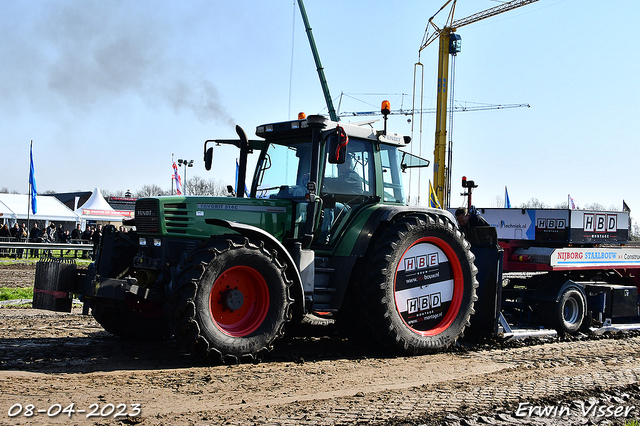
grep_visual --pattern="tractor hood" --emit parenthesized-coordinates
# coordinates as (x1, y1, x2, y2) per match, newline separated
(135, 195, 297, 242)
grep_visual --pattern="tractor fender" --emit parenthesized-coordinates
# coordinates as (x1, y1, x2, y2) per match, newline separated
(348, 205, 455, 257)
(205, 218, 305, 316)
(532, 279, 586, 303)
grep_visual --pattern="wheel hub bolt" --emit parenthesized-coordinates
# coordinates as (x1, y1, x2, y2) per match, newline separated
(222, 289, 244, 311)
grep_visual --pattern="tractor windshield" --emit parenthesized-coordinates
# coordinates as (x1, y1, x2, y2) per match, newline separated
(254, 141, 312, 199)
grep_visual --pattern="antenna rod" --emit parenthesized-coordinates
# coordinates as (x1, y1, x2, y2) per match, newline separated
(297, 0, 338, 121)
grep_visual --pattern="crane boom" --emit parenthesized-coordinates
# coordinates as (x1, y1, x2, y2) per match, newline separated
(339, 103, 529, 117)
(452, 0, 539, 29)
(420, 0, 539, 51)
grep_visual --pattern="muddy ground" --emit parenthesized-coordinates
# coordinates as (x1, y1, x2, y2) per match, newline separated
(2, 263, 640, 425)
(0, 261, 37, 289)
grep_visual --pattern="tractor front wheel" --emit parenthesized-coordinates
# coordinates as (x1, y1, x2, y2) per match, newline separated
(168, 236, 292, 363)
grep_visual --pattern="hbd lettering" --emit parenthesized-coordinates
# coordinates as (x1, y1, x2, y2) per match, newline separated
(407, 292, 442, 315)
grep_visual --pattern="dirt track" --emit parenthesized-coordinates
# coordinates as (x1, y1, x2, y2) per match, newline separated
(2, 264, 640, 425)
(0, 262, 36, 288)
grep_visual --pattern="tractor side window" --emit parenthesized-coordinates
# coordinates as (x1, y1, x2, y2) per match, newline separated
(256, 142, 311, 199)
(321, 138, 373, 197)
(380, 145, 406, 204)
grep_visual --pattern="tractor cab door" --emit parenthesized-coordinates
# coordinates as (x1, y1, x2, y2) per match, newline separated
(250, 134, 376, 246)
(318, 137, 375, 245)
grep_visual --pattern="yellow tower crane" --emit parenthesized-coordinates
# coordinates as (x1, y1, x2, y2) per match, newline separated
(416, 0, 539, 208)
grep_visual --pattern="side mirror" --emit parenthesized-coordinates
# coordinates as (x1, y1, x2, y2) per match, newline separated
(204, 146, 213, 171)
(326, 126, 348, 164)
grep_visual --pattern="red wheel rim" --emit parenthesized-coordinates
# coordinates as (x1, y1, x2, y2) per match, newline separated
(209, 265, 270, 337)
(394, 236, 464, 336)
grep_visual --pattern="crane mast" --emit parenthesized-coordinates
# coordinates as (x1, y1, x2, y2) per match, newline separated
(434, 32, 453, 208)
(418, 0, 539, 208)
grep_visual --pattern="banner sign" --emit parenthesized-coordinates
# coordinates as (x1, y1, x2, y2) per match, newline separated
(551, 247, 640, 269)
(472, 208, 629, 244)
(81, 209, 134, 217)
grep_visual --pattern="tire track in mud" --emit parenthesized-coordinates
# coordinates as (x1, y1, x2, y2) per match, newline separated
(2, 309, 640, 425)
(197, 340, 640, 426)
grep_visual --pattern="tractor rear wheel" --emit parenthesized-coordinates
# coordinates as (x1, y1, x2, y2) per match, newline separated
(168, 236, 292, 363)
(357, 213, 478, 354)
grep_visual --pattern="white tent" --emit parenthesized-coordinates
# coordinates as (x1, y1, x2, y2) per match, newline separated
(0, 194, 79, 224)
(75, 188, 133, 222)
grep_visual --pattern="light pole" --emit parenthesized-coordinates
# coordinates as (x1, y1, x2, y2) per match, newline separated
(177, 159, 194, 195)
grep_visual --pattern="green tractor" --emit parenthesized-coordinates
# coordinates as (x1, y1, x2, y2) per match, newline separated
(34, 114, 479, 363)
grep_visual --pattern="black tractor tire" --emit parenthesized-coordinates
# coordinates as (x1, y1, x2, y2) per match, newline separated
(543, 287, 586, 335)
(167, 236, 293, 364)
(354, 213, 478, 354)
(91, 296, 171, 341)
(285, 313, 336, 337)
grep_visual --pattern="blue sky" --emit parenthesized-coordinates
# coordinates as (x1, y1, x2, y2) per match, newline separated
(2, 0, 639, 220)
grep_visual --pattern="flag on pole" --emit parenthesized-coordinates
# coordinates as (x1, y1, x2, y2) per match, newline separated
(429, 180, 441, 209)
(172, 161, 182, 195)
(568, 195, 576, 210)
(504, 186, 511, 208)
(29, 141, 37, 214)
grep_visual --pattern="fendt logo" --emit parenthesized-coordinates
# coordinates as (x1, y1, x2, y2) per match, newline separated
(407, 292, 442, 314)
(584, 214, 617, 233)
(404, 253, 439, 272)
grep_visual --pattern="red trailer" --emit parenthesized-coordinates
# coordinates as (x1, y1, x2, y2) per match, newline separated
(472, 207, 640, 335)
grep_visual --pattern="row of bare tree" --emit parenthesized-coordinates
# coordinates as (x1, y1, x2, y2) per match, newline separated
(0, 176, 231, 199)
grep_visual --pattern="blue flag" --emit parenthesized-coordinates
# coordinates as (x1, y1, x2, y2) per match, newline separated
(29, 142, 37, 214)
(504, 186, 511, 208)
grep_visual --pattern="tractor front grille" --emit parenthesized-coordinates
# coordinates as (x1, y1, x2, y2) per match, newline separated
(135, 199, 160, 233)
(135, 200, 193, 235)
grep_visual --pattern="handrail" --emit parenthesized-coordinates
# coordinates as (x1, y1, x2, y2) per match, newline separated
(0, 242, 93, 250)
(0, 241, 94, 259)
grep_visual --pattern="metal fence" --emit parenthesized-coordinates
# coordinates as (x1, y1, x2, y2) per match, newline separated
(0, 238, 94, 259)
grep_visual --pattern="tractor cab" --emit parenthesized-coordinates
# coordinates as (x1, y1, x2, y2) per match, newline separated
(204, 114, 429, 248)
